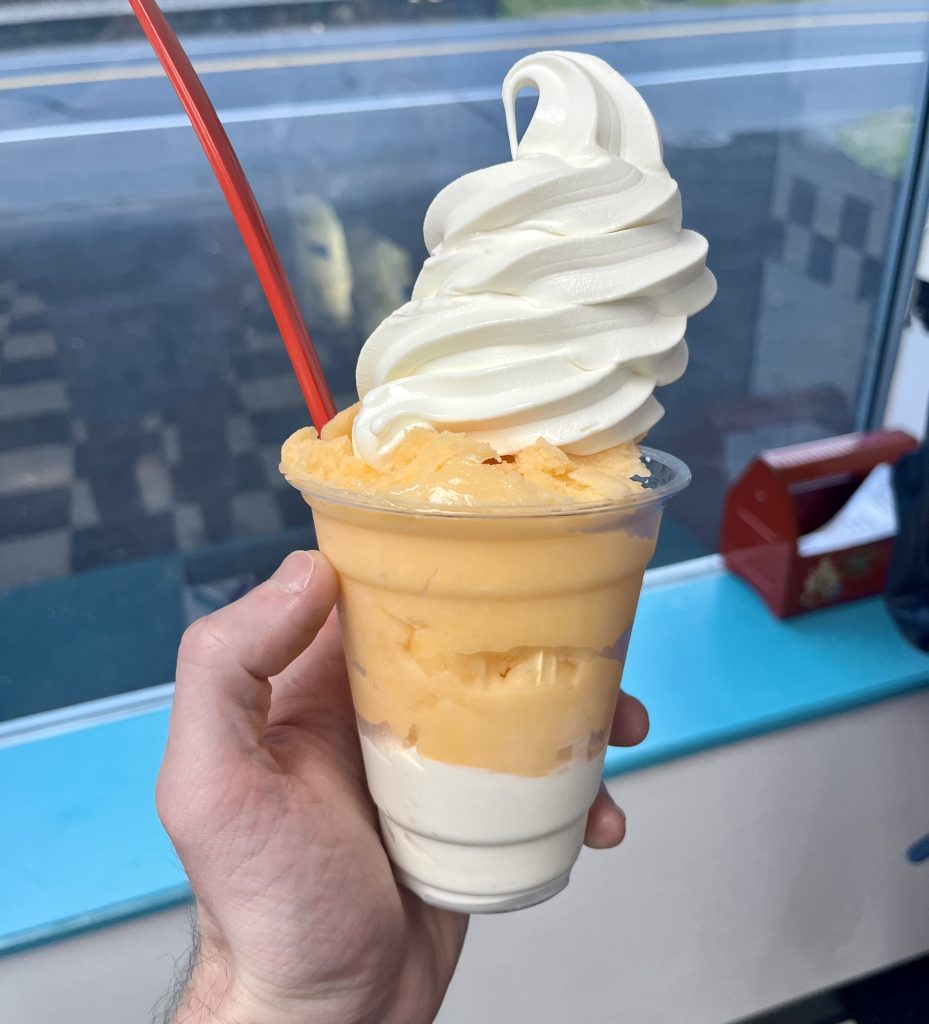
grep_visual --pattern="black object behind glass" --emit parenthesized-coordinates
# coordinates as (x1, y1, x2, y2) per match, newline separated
(885, 402, 929, 651)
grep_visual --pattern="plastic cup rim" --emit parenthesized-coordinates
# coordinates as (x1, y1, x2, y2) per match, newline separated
(290, 445, 691, 521)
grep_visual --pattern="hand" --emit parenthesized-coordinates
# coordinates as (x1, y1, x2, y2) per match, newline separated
(157, 550, 649, 1024)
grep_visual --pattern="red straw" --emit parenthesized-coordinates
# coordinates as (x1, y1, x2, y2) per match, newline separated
(128, 0, 336, 429)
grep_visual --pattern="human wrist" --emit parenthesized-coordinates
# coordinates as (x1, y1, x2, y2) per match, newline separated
(171, 948, 417, 1024)
(168, 945, 240, 1024)
(172, 964, 308, 1024)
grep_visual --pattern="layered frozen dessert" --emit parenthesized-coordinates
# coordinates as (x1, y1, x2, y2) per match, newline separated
(281, 51, 714, 910)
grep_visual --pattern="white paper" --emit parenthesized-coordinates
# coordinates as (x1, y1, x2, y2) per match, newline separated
(797, 463, 898, 558)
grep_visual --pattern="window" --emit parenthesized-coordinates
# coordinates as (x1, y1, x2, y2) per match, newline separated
(2, 0, 928, 720)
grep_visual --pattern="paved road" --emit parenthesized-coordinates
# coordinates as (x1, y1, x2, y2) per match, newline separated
(1, 3, 927, 218)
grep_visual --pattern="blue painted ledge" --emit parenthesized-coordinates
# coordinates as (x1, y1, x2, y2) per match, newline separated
(1, 710, 185, 955)
(2, 569, 927, 955)
(605, 572, 929, 775)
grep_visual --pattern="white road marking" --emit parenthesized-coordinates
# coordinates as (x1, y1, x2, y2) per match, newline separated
(0, 9, 925, 91)
(0, 50, 922, 147)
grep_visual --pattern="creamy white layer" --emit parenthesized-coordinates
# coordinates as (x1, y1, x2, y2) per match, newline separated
(359, 723, 605, 902)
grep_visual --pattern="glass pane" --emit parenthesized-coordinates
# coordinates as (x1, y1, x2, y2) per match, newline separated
(1, 1, 928, 719)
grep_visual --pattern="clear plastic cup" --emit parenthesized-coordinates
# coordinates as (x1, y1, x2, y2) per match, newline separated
(296, 448, 689, 913)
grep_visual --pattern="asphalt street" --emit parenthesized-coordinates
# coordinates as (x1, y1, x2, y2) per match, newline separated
(1, 3, 928, 218)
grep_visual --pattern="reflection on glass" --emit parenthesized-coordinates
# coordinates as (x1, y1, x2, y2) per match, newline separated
(1, 0, 928, 718)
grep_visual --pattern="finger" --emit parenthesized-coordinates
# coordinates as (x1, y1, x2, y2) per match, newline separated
(170, 550, 338, 760)
(268, 606, 353, 729)
(609, 691, 649, 747)
(584, 783, 627, 849)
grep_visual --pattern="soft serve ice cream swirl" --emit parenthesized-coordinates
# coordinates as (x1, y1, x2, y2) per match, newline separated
(352, 51, 716, 464)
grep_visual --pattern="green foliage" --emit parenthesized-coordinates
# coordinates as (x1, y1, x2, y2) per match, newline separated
(835, 109, 914, 181)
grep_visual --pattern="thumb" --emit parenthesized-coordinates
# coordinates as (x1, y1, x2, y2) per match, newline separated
(167, 550, 339, 762)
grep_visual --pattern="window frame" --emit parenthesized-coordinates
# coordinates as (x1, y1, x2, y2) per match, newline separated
(860, 51, 929, 430)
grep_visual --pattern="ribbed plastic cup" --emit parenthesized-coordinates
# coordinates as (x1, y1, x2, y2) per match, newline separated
(296, 448, 689, 912)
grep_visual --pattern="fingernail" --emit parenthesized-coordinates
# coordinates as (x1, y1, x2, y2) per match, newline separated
(270, 550, 316, 594)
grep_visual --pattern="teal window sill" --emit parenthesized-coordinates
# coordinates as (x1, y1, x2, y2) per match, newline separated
(2, 563, 927, 955)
